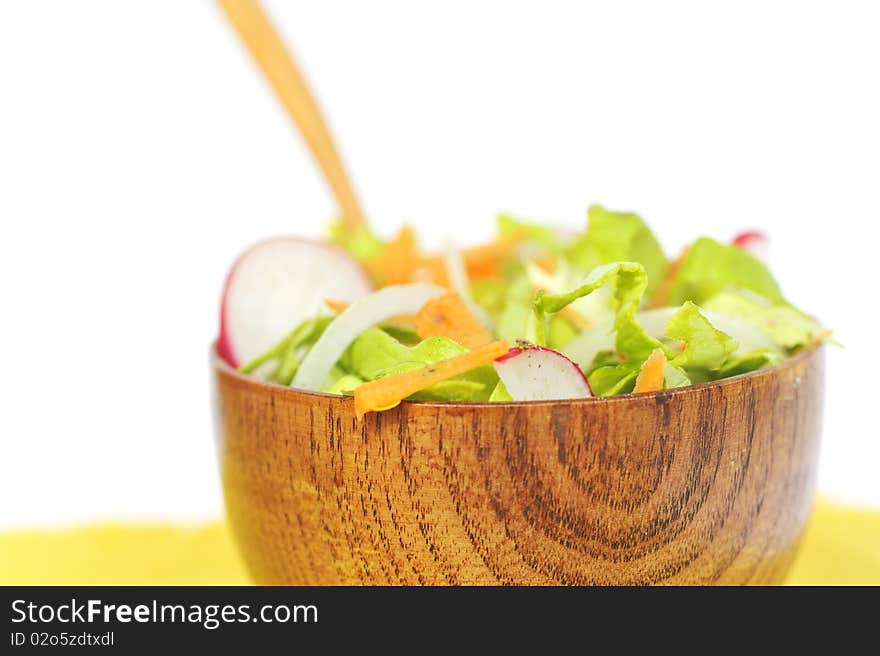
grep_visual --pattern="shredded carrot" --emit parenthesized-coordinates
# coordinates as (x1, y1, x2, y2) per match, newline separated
(415, 292, 493, 348)
(363, 230, 522, 287)
(462, 234, 523, 279)
(364, 225, 421, 286)
(324, 299, 349, 314)
(417, 235, 525, 283)
(416, 239, 519, 284)
(354, 340, 509, 417)
(387, 314, 419, 325)
(412, 256, 450, 287)
(650, 246, 689, 308)
(633, 348, 667, 394)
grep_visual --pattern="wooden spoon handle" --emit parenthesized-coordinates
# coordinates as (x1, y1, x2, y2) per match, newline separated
(218, 0, 366, 232)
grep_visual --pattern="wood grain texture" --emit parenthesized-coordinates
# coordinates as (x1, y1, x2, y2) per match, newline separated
(215, 346, 824, 585)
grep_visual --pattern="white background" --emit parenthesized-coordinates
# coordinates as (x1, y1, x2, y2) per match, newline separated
(1, 0, 877, 528)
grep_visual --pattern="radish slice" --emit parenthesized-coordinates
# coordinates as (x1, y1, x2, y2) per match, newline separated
(732, 230, 769, 263)
(219, 238, 373, 367)
(494, 345, 592, 401)
(292, 283, 446, 391)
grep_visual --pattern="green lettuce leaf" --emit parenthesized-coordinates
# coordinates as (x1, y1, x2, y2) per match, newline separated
(238, 316, 334, 385)
(454, 364, 501, 393)
(337, 329, 497, 401)
(565, 205, 668, 296)
(494, 271, 542, 343)
(379, 324, 422, 345)
(588, 364, 640, 396)
(525, 259, 616, 332)
(323, 373, 364, 396)
(341, 329, 467, 380)
(667, 237, 783, 306)
(489, 380, 513, 401)
(271, 317, 336, 384)
(270, 349, 303, 386)
(470, 278, 508, 317)
(537, 261, 661, 361)
(701, 288, 826, 349)
(665, 301, 739, 370)
(409, 380, 490, 402)
(547, 314, 579, 350)
(714, 348, 784, 378)
(589, 358, 692, 396)
(664, 363, 691, 388)
(498, 212, 562, 252)
(585, 350, 626, 374)
(326, 219, 385, 262)
(496, 300, 533, 344)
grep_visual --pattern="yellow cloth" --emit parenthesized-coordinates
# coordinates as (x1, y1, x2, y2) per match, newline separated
(786, 500, 880, 585)
(0, 523, 251, 586)
(1, 500, 877, 585)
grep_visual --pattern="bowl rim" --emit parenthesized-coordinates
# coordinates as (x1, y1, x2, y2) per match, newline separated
(213, 341, 823, 410)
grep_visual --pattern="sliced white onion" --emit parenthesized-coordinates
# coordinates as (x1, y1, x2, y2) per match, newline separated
(291, 283, 446, 391)
(443, 240, 494, 330)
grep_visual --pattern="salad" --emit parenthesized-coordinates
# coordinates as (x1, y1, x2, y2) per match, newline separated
(218, 206, 829, 417)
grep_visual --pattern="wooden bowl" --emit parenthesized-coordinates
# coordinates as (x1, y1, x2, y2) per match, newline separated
(214, 345, 824, 585)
